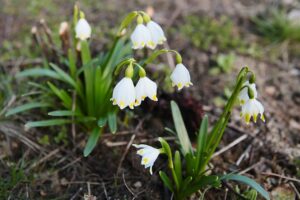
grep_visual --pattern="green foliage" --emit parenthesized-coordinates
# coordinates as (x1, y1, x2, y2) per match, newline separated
(0, 163, 28, 199)
(8, 9, 133, 156)
(159, 67, 269, 200)
(180, 15, 244, 51)
(221, 174, 269, 200)
(0, 74, 13, 117)
(253, 10, 300, 43)
(210, 53, 236, 75)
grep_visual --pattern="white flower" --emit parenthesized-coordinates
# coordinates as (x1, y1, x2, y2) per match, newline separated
(133, 144, 160, 175)
(170, 63, 193, 90)
(75, 18, 92, 40)
(147, 20, 167, 47)
(111, 77, 136, 109)
(238, 81, 258, 105)
(135, 77, 158, 106)
(241, 98, 265, 124)
(130, 24, 155, 50)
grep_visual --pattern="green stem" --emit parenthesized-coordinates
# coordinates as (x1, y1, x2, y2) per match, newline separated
(81, 40, 94, 116)
(200, 67, 249, 173)
(142, 49, 182, 68)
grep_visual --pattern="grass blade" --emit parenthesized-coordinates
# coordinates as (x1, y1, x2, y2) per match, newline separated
(159, 171, 174, 193)
(5, 102, 50, 117)
(220, 174, 270, 200)
(16, 68, 61, 80)
(83, 127, 102, 157)
(25, 119, 72, 128)
(108, 112, 117, 133)
(170, 101, 192, 155)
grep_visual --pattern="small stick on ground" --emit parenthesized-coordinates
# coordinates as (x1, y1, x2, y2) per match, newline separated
(28, 148, 60, 170)
(239, 159, 264, 175)
(123, 172, 135, 197)
(289, 182, 300, 199)
(260, 172, 300, 184)
(116, 133, 136, 175)
(212, 134, 248, 158)
(70, 187, 83, 200)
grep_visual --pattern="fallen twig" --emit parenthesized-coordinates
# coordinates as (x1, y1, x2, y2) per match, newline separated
(212, 134, 248, 158)
(260, 172, 300, 184)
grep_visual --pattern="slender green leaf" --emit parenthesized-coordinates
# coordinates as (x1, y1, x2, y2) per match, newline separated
(97, 117, 107, 127)
(83, 127, 102, 157)
(174, 151, 182, 185)
(185, 153, 196, 176)
(5, 102, 50, 117)
(180, 176, 193, 194)
(184, 175, 220, 197)
(170, 101, 192, 155)
(68, 49, 77, 79)
(25, 119, 72, 128)
(48, 110, 80, 117)
(220, 174, 270, 200)
(159, 171, 174, 193)
(195, 115, 208, 174)
(47, 82, 72, 109)
(108, 112, 117, 133)
(16, 68, 61, 80)
(81, 40, 94, 116)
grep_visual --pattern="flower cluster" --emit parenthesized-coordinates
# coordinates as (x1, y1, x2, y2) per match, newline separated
(238, 79, 265, 124)
(111, 13, 192, 110)
(131, 15, 166, 50)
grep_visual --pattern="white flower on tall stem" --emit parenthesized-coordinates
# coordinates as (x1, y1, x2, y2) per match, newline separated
(146, 20, 166, 47)
(75, 18, 92, 40)
(135, 76, 158, 106)
(238, 81, 258, 105)
(131, 16, 155, 50)
(131, 24, 154, 50)
(111, 77, 136, 109)
(170, 63, 193, 90)
(133, 144, 161, 175)
(240, 98, 265, 124)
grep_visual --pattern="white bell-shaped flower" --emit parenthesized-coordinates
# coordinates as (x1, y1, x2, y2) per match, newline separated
(133, 144, 161, 175)
(238, 81, 258, 105)
(130, 24, 155, 50)
(75, 18, 92, 40)
(135, 77, 158, 106)
(111, 77, 136, 109)
(147, 20, 167, 47)
(241, 98, 265, 124)
(170, 63, 193, 90)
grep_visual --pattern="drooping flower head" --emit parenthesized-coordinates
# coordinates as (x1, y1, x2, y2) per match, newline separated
(238, 81, 258, 105)
(133, 144, 161, 175)
(146, 20, 166, 48)
(241, 98, 265, 124)
(130, 16, 154, 50)
(111, 77, 136, 109)
(170, 63, 193, 90)
(75, 17, 92, 41)
(135, 68, 158, 106)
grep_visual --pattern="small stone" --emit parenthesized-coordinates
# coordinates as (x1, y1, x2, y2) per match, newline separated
(133, 181, 142, 188)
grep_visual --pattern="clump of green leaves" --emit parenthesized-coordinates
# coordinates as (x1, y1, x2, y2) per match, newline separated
(6, 7, 132, 157)
(252, 10, 300, 43)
